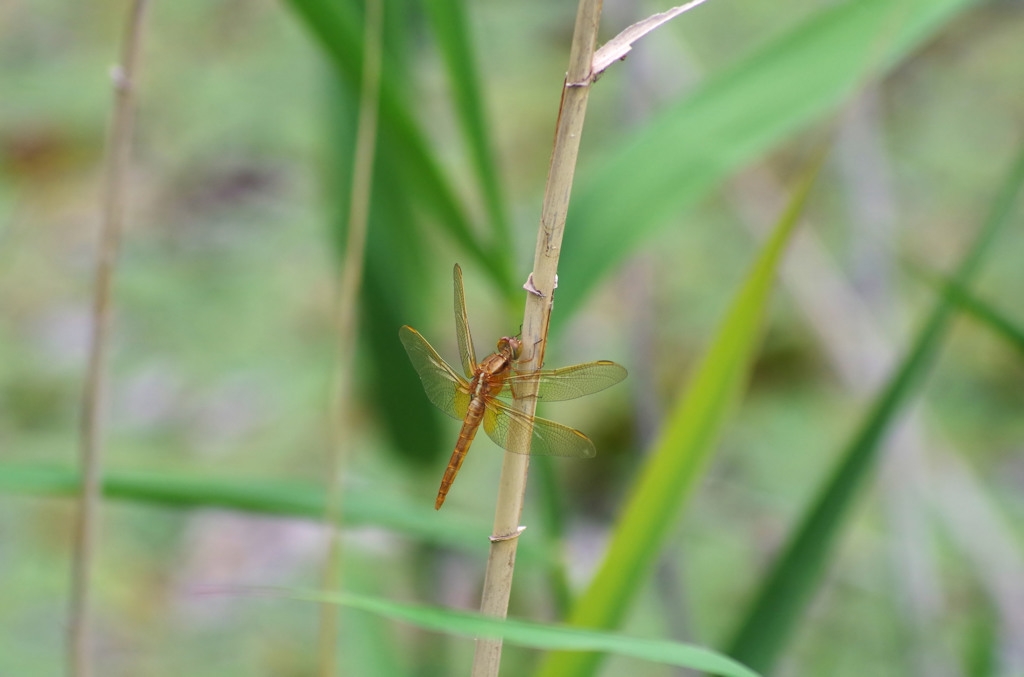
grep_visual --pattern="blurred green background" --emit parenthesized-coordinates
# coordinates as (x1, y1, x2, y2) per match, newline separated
(2, 0, 1023, 675)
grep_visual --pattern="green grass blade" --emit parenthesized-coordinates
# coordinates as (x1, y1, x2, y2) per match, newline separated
(283, 0, 508, 288)
(0, 462, 569, 569)
(556, 0, 972, 316)
(286, 590, 761, 677)
(0, 462, 476, 554)
(724, 146, 1024, 674)
(423, 0, 511, 253)
(1, 462, 325, 514)
(930, 275, 1024, 357)
(320, 73, 447, 465)
(362, 255, 445, 464)
(534, 156, 823, 677)
(533, 455, 575, 617)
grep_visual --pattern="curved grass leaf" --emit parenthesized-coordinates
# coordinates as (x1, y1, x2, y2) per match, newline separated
(534, 154, 823, 677)
(929, 275, 1024, 357)
(363, 135, 447, 464)
(283, 0, 508, 288)
(557, 0, 973, 316)
(724, 145, 1024, 674)
(320, 73, 447, 465)
(423, 0, 512, 255)
(0, 462, 481, 555)
(0, 462, 572, 569)
(286, 589, 761, 677)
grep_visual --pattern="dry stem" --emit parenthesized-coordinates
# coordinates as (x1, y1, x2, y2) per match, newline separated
(469, 1, 603, 675)
(69, 2, 149, 676)
(317, 0, 384, 674)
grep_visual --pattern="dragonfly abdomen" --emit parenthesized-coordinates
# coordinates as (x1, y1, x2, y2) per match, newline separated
(434, 398, 487, 510)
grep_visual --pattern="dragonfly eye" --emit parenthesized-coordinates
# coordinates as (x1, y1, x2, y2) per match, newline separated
(499, 337, 522, 360)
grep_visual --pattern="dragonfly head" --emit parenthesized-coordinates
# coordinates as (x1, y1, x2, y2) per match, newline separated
(497, 336, 522, 360)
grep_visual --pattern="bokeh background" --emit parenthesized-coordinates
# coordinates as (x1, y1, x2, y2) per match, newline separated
(2, 0, 1023, 675)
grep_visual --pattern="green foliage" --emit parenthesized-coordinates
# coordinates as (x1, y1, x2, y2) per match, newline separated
(2, 0, 1021, 674)
(928, 275, 1024, 357)
(422, 0, 511, 253)
(725, 145, 1024, 674)
(534, 151, 822, 677)
(0, 462, 498, 556)
(294, 589, 761, 677)
(283, 0, 511, 288)
(557, 0, 975, 315)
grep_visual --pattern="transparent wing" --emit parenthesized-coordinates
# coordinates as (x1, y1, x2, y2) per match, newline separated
(481, 400, 596, 458)
(453, 264, 477, 378)
(505, 360, 627, 402)
(399, 325, 471, 421)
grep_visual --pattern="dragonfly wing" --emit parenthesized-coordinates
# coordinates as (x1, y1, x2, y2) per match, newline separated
(482, 400, 596, 458)
(453, 264, 477, 379)
(399, 325, 471, 421)
(506, 360, 627, 402)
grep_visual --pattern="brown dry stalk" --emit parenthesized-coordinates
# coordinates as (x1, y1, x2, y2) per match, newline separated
(69, 1, 150, 676)
(317, 0, 384, 674)
(469, 1, 603, 675)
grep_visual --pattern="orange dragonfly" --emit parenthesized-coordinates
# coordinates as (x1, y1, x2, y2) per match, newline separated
(399, 264, 627, 509)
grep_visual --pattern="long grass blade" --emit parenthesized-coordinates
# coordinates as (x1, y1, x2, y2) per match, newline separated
(286, 590, 761, 677)
(423, 0, 511, 253)
(282, 0, 508, 287)
(0, 462, 482, 554)
(322, 76, 443, 464)
(556, 0, 972, 316)
(724, 145, 1024, 674)
(928, 275, 1024, 357)
(534, 155, 824, 677)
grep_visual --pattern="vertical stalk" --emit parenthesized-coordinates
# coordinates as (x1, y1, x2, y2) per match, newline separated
(68, 1, 150, 675)
(469, 1, 603, 675)
(68, 2, 149, 676)
(317, 0, 383, 674)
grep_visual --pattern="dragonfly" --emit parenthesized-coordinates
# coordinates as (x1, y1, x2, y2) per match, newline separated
(399, 264, 627, 510)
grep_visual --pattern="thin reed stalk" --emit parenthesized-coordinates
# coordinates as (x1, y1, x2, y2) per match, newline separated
(317, 0, 384, 674)
(469, 1, 603, 675)
(68, 3, 149, 676)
